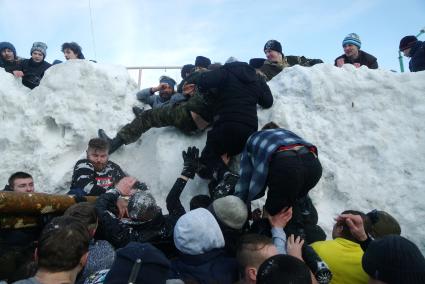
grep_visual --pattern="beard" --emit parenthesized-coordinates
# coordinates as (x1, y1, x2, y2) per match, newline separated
(93, 162, 107, 172)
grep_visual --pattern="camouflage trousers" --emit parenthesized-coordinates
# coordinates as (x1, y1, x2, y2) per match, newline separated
(118, 93, 211, 144)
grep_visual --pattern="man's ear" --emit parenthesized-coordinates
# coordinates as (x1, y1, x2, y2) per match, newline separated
(80, 251, 89, 268)
(246, 266, 257, 281)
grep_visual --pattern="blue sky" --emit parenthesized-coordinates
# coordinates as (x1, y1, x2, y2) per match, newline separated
(1, 0, 424, 84)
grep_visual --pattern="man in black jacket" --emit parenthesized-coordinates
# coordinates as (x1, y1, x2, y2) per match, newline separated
(335, 33, 378, 69)
(20, 42, 52, 89)
(399, 35, 425, 72)
(186, 59, 273, 182)
(0, 42, 24, 76)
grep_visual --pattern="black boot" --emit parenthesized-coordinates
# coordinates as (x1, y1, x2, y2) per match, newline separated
(132, 106, 145, 117)
(98, 129, 124, 154)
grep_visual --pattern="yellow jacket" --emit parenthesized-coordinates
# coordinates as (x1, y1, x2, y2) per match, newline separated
(311, 237, 369, 284)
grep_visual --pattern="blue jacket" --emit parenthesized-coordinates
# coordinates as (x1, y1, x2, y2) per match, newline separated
(409, 41, 425, 72)
(170, 249, 239, 284)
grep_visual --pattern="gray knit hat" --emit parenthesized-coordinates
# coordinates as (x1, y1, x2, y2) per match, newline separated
(211, 195, 248, 230)
(31, 42, 48, 57)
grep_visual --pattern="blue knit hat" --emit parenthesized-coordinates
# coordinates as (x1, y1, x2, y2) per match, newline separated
(159, 75, 176, 89)
(342, 33, 361, 49)
(0, 42, 17, 57)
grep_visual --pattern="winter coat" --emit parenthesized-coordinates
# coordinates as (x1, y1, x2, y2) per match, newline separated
(95, 192, 177, 255)
(20, 59, 51, 89)
(409, 40, 425, 72)
(171, 208, 238, 284)
(188, 61, 273, 129)
(136, 88, 188, 109)
(1, 59, 22, 74)
(334, 50, 378, 69)
(69, 159, 127, 196)
(170, 249, 239, 284)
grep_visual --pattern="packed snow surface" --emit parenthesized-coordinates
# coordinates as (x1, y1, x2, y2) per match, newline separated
(1, 60, 424, 251)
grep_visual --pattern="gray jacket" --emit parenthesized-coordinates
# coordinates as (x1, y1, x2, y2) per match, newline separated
(136, 88, 188, 109)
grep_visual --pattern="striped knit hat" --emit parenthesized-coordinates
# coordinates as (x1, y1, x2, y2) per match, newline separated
(342, 33, 361, 49)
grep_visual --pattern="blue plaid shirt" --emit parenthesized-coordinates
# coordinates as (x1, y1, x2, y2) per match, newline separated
(234, 128, 315, 202)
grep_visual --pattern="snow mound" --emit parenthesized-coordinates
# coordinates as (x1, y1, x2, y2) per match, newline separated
(1, 61, 424, 251)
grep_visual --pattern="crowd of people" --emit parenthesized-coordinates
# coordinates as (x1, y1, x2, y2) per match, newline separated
(1, 34, 425, 284)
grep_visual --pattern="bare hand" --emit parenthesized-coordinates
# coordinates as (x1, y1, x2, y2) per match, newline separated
(287, 234, 304, 260)
(153, 83, 169, 92)
(267, 207, 293, 228)
(116, 176, 137, 196)
(116, 197, 128, 219)
(182, 83, 196, 96)
(13, 70, 24, 77)
(336, 58, 345, 67)
(336, 213, 367, 241)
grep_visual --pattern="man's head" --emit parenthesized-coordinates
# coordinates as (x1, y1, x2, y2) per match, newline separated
(342, 33, 361, 58)
(189, 194, 212, 210)
(332, 210, 371, 241)
(236, 234, 278, 283)
(128, 191, 161, 222)
(64, 202, 98, 237)
(61, 42, 85, 60)
(87, 138, 110, 171)
(30, 42, 47, 63)
(181, 64, 195, 80)
(158, 75, 176, 100)
(194, 56, 211, 71)
(362, 235, 425, 284)
(0, 42, 17, 62)
(210, 195, 248, 230)
(257, 254, 312, 284)
(36, 216, 90, 273)
(264, 40, 283, 63)
(366, 209, 401, 239)
(399, 35, 418, 57)
(7, 171, 34, 193)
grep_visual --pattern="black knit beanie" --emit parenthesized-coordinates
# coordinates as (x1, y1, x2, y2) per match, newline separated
(195, 56, 211, 68)
(264, 40, 282, 54)
(362, 235, 425, 284)
(399, 35, 417, 51)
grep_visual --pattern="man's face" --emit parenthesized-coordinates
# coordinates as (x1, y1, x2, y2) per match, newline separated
(264, 49, 282, 63)
(64, 48, 78, 60)
(159, 84, 174, 100)
(1, 48, 15, 62)
(31, 50, 44, 63)
(343, 44, 359, 58)
(12, 178, 35, 193)
(402, 48, 411, 57)
(87, 149, 109, 171)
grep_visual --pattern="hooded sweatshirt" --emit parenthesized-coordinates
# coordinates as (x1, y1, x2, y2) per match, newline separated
(171, 208, 238, 284)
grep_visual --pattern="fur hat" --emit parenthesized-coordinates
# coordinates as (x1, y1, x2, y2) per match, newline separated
(127, 191, 159, 221)
(210, 195, 248, 230)
(104, 242, 170, 284)
(0, 42, 17, 57)
(174, 208, 225, 255)
(399, 35, 417, 51)
(362, 235, 425, 284)
(366, 210, 401, 238)
(249, 58, 266, 69)
(264, 40, 282, 54)
(342, 33, 361, 49)
(31, 42, 48, 57)
(195, 56, 211, 68)
(181, 64, 194, 79)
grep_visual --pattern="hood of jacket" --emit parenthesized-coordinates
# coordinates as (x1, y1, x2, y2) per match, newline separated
(173, 208, 225, 255)
(224, 61, 257, 84)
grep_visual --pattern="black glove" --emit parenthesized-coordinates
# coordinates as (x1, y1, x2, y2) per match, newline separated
(181, 146, 200, 179)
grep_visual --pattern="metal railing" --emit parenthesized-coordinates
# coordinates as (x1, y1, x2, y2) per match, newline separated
(127, 66, 182, 89)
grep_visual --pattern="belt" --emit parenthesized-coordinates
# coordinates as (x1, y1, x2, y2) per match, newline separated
(275, 145, 312, 157)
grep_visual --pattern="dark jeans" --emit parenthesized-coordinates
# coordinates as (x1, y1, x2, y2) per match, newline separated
(264, 151, 322, 210)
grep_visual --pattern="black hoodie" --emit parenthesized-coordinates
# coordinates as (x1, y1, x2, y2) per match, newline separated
(189, 61, 273, 128)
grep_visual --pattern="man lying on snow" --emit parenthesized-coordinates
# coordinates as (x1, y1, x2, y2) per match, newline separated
(68, 138, 148, 196)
